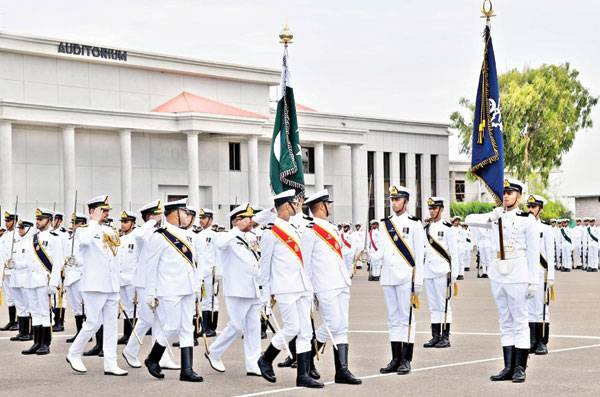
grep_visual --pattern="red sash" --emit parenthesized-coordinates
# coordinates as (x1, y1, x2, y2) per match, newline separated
(369, 230, 378, 251)
(340, 233, 351, 249)
(271, 224, 303, 266)
(312, 223, 342, 259)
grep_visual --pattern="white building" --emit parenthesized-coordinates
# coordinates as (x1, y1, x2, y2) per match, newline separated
(0, 31, 450, 225)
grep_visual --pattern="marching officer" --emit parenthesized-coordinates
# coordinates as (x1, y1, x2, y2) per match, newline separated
(423, 197, 459, 349)
(257, 189, 323, 388)
(466, 179, 540, 383)
(586, 218, 599, 272)
(143, 199, 203, 382)
(195, 208, 220, 338)
(559, 219, 573, 272)
(302, 189, 362, 385)
(525, 194, 555, 355)
(368, 220, 382, 281)
(66, 195, 128, 376)
(63, 213, 87, 343)
(371, 185, 425, 375)
(205, 203, 262, 376)
(1, 211, 19, 332)
(117, 210, 138, 345)
(451, 217, 465, 280)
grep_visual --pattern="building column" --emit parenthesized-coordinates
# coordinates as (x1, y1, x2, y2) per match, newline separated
(247, 135, 259, 205)
(314, 142, 324, 192)
(186, 131, 200, 208)
(62, 125, 76, 215)
(406, 153, 416, 214)
(350, 144, 367, 224)
(391, 152, 400, 185)
(119, 129, 132, 211)
(374, 151, 385, 220)
(0, 121, 13, 209)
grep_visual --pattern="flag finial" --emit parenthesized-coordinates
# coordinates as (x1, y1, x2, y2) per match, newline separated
(480, 0, 495, 22)
(279, 24, 293, 47)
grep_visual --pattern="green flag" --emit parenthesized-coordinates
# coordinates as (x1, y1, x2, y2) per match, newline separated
(269, 48, 304, 195)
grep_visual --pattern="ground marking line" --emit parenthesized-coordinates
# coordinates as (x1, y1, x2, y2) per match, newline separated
(233, 343, 600, 397)
(348, 330, 600, 340)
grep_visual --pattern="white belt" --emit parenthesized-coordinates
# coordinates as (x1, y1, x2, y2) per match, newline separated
(496, 249, 526, 260)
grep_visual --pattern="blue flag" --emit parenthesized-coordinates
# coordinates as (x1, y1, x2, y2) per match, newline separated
(470, 25, 504, 205)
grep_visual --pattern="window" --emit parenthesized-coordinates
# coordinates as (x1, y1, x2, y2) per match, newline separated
(229, 142, 241, 171)
(383, 152, 391, 217)
(455, 180, 465, 202)
(167, 194, 187, 202)
(415, 154, 422, 219)
(399, 153, 407, 186)
(430, 154, 438, 196)
(302, 146, 315, 174)
(367, 151, 375, 221)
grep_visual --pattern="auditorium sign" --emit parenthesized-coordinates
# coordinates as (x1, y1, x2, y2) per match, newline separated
(58, 42, 128, 62)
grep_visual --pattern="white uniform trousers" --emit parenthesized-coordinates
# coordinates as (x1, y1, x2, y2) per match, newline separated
(370, 259, 382, 277)
(315, 287, 350, 345)
(490, 281, 529, 349)
(574, 243, 582, 268)
(527, 281, 550, 323)
(425, 276, 452, 324)
(2, 282, 15, 306)
(69, 292, 119, 370)
(209, 296, 261, 372)
(25, 287, 51, 326)
(120, 285, 135, 317)
(201, 275, 220, 312)
(589, 244, 599, 270)
(11, 287, 28, 317)
(270, 292, 313, 354)
(66, 280, 84, 316)
(383, 283, 416, 343)
(562, 245, 572, 270)
(155, 294, 195, 348)
(123, 287, 157, 358)
(479, 247, 493, 275)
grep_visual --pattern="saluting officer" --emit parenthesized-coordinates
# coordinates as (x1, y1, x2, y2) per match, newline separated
(66, 195, 128, 376)
(205, 203, 262, 376)
(257, 189, 323, 389)
(423, 197, 459, 349)
(302, 189, 361, 385)
(371, 185, 425, 375)
(466, 179, 540, 383)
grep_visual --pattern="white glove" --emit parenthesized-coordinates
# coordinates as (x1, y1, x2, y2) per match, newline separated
(48, 285, 58, 296)
(194, 289, 202, 300)
(65, 255, 76, 267)
(414, 284, 423, 295)
(145, 295, 158, 310)
(526, 284, 537, 299)
(259, 288, 270, 306)
(547, 279, 554, 288)
(5, 259, 16, 269)
(489, 207, 505, 222)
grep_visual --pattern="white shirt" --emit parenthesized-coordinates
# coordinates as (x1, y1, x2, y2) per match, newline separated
(538, 220, 555, 283)
(77, 220, 121, 293)
(27, 228, 64, 289)
(214, 227, 260, 299)
(118, 230, 139, 286)
(424, 219, 459, 279)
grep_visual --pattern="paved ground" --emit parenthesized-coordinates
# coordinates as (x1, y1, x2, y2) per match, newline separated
(1, 265, 599, 397)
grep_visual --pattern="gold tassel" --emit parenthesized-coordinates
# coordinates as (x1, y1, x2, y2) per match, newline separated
(412, 293, 420, 310)
(0, 290, 4, 306)
(201, 285, 206, 299)
(453, 282, 459, 297)
(549, 285, 555, 302)
(477, 120, 486, 144)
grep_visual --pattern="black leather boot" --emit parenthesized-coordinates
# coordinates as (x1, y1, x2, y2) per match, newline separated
(423, 323, 441, 348)
(512, 348, 529, 383)
(10, 317, 27, 341)
(334, 343, 362, 385)
(261, 318, 268, 340)
(490, 345, 515, 381)
(380, 341, 401, 373)
(144, 342, 166, 379)
(83, 326, 103, 356)
(52, 308, 65, 332)
(207, 311, 218, 337)
(36, 327, 51, 355)
(22, 316, 33, 341)
(118, 319, 132, 345)
(296, 351, 324, 388)
(277, 336, 297, 368)
(66, 315, 84, 343)
(528, 323, 536, 353)
(179, 346, 203, 382)
(258, 343, 280, 383)
(535, 323, 548, 355)
(396, 342, 413, 375)
(21, 325, 41, 355)
(201, 311, 213, 337)
(309, 339, 322, 380)
(1, 306, 17, 331)
(435, 324, 451, 348)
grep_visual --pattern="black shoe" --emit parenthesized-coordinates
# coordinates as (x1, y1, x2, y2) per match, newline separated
(36, 327, 51, 355)
(457, 275, 464, 280)
(258, 344, 280, 383)
(380, 342, 401, 373)
(334, 344, 362, 385)
(423, 324, 441, 348)
(482, 274, 488, 278)
(396, 343, 413, 375)
(66, 315, 84, 343)
(209, 311, 219, 337)
(21, 326, 42, 355)
(10, 316, 27, 341)
(490, 346, 515, 381)
(52, 308, 65, 332)
(534, 342, 548, 355)
(144, 342, 166, 379)
(179, 346, 203, 382)
(1, 306, 17, 331)
(296, 352, 324, 388)
(435, 324, 451, 348)
(21, 316, 33, 341)
(118, 319, 132, 345)
(84, 326, 103, 356)
(512, 348, 528, 383)
(464, 267, 470, 271)
(277, 337, 297, 368)
(309, 340, 322, 380)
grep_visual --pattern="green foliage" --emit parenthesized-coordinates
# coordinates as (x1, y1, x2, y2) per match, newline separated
(450, 63, 597, 186)
(539, 199, 572, 221)
(450, 201, 495, 220)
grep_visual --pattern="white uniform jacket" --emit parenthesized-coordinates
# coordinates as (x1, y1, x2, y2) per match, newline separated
(214, 227, 260, 299)
(424, 220, 459, 279)
(76, 220, 121, 293)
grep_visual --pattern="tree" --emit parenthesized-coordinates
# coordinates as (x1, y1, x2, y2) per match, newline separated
(451, 63, 597, 186)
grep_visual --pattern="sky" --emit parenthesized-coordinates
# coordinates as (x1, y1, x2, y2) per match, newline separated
(2, 0, 599, 194)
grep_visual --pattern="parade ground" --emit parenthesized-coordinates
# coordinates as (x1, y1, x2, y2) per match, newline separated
(1, 266, 599, 397)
